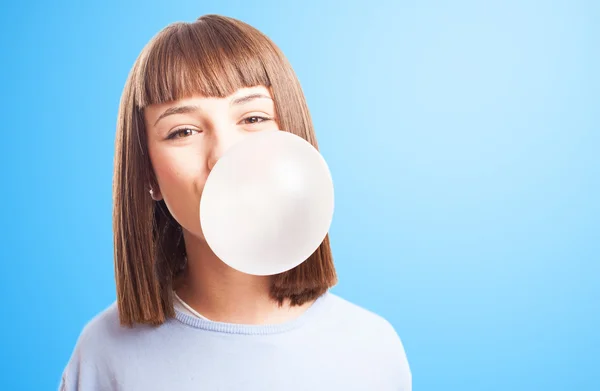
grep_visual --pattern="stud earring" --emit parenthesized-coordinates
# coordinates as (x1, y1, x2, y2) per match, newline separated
(149, 186, 161, 201)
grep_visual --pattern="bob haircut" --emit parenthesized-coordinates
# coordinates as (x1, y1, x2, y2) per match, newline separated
(113, 14, 337, 326)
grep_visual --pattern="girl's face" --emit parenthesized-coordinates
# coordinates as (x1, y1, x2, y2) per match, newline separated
(144, 86, 279, 239)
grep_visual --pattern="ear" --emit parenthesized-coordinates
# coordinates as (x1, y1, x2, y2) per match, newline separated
(148, 170, 164, 201)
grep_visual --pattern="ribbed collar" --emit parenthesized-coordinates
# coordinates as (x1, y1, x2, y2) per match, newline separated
(174, 291, 332, 335)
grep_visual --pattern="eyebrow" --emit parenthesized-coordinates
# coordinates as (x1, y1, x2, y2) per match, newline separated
(154, 105, 201, 126)
(230, 93, 272, 106)
(153, 93, 273, 126)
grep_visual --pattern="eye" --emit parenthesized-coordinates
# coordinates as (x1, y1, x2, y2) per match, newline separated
(167, 127, 201, 140)
(240, 116, 273, 125)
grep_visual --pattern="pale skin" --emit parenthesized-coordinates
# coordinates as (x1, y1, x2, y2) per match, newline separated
(144, 85, 314, 325)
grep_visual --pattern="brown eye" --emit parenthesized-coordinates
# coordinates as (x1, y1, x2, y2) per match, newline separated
(242, 116, 271, 125)
(167, 128, 199, 139)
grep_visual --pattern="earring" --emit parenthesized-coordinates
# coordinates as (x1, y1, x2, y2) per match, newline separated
(149, 186, 162, 201)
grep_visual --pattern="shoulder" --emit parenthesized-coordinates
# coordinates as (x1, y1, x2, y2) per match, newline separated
(324, 293, 401, 337)
(75, 301, 125, 344)
(71, 301, 169, 356)
(321, 293, 412, 388)
(60, 302, 161, 390)
(73, 301, 156, 350)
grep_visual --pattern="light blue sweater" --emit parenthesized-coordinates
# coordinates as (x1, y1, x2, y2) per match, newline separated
(60, 292, 411, 390)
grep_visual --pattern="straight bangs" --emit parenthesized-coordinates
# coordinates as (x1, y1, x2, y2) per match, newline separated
(134, 21, 273, 108)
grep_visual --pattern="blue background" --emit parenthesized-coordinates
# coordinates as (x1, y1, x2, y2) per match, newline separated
(1, 0, 598, 389)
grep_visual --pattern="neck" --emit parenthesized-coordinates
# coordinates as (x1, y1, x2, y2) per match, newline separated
(175, 229, 313, 324)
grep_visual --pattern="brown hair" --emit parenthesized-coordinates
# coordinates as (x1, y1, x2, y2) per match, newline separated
(113, 15, 337, 326)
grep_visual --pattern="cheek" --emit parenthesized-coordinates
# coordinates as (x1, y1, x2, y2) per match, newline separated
(151, 148, 209, 235)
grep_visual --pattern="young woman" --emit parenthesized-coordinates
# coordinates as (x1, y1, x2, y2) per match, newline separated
(60, 14, 411, 391)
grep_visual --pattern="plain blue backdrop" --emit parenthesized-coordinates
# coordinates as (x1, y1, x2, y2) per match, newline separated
(0, 0, 598, 390)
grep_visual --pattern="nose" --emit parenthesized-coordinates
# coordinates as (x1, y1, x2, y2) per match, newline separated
(206, 125, 244, 172)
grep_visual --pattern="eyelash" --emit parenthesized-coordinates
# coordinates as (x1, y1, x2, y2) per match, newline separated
(166, 116, 273, 140)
